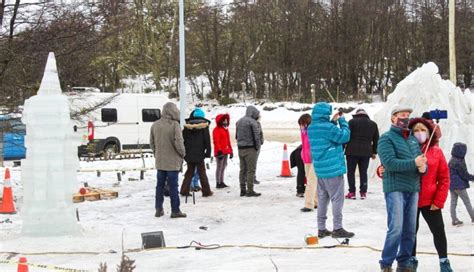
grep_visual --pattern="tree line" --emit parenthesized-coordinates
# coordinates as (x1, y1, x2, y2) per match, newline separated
(0, 0, 472, 110)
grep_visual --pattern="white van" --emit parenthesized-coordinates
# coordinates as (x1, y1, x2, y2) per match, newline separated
(68, 92, 169, 156)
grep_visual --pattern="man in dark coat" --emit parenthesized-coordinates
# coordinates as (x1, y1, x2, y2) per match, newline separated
(180, 108, 213, 197)
(344, 108, 379, 200)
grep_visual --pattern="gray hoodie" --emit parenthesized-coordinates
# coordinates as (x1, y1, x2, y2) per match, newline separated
(236, 105, 263, 150)
(150, 102, 186, 171)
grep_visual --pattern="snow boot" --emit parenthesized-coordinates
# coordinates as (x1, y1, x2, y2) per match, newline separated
(170, 211, 187, 218)
(318, 229, 332, 238)
(331, 228, 355, 238)
(440, 259, 453, 272)
(240, 190, 247, 197)
(246, 191, 261, 197)
(155, 209, 164, 217)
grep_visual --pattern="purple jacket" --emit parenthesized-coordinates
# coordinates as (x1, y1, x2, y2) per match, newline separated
(300, 127, 312, 163)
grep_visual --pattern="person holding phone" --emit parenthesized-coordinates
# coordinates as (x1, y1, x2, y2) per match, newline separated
(378, 106, 427, 272)
(307, 102, 353, 239)
(406, 117, 452, 272)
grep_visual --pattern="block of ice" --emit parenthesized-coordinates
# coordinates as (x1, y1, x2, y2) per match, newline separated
(21, 52, 80, 236)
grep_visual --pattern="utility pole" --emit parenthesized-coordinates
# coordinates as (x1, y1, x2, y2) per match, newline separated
(449, 0, 456, 85)
(179, 0, 187, 126)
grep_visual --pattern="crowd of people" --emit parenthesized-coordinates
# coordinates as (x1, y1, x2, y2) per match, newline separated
(149, 101, 473, 272)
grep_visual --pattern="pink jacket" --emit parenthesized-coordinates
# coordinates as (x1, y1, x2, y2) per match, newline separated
(300, 127, 312, 163)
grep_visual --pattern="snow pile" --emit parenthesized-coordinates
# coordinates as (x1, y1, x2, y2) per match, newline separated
(373, 62, 474, 169)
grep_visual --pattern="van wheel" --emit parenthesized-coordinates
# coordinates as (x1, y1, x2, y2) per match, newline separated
(103, 143, 118, 159)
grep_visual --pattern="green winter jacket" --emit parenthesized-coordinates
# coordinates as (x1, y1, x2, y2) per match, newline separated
(378, 125, 422, 193)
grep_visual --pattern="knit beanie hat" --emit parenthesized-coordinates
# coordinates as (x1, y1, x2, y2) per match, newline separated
(193, 107, 205, 118)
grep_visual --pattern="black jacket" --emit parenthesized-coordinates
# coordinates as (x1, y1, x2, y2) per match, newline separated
(345, 113, 379, 156)
(183, 114, 211, 163)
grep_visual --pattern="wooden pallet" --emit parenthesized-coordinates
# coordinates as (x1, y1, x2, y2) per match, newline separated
(73, 188, 118, 203)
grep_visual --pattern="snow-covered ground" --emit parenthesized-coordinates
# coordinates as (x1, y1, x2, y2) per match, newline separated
(1, 62, 474, 271)
(0, 140, 473, 271)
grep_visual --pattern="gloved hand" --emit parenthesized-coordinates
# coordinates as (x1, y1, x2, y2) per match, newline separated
(230, 153, 233, 159)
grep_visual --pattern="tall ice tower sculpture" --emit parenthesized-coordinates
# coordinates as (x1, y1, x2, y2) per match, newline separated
(21, 52, 80, 236)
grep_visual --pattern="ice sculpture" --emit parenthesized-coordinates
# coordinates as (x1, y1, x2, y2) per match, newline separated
(21, 52, 80, 236)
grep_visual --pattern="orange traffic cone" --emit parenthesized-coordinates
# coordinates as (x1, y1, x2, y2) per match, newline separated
(0, 168, 16, 214)
(279, 144, 293, 177)
(17, 256, 29, 272)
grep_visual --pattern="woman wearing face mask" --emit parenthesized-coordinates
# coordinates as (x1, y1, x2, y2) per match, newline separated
(213, 113, 233, 188)
(407, 118, 452, 272)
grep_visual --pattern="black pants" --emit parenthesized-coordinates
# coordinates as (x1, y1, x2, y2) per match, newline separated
(412, 206, 448, 258)
(346, 155, 370, 193)
(296, 164, 306, 194)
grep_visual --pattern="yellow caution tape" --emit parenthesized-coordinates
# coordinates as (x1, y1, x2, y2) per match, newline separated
(0, 259, 92, 272)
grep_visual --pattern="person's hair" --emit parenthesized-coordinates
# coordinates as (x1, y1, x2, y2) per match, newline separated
(298, 113, 312, 126)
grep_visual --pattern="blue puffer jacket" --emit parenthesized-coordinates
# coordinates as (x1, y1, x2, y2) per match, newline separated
(308, 102, 350, 179)
(449, 143, 474, 190)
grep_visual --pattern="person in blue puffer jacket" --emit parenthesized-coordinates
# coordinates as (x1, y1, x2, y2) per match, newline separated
(307, 102, 354, 239)
(449, 142, 474, 226)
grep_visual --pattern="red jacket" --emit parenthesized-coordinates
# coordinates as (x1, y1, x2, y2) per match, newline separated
(419, 145, 450, 209)
(213, 114, 233, 157)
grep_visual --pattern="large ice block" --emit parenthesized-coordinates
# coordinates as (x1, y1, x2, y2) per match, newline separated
(21, 52, 80, 236)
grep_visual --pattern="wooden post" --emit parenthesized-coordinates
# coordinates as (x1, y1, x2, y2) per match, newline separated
(449, 0, 456, 85)
(310, 84, 316, 104)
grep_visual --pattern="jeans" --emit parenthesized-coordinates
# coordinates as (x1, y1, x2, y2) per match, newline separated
(191, 169, 200, 189)
(346, 155, 370, 193)
(380, 191, 419, 268)
(156, 170, 180, 213)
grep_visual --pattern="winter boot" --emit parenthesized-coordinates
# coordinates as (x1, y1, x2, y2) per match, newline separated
(155, 209, 164, 217)
(170, 211, 187, 218)
(408, 257, 418, 271)
(360, 192, 367, 199)
(345, 192, 356, 199)
(331, 228, 355, 238)
(452, 219, 463, 226)
(202, 191, 214, 197)
(221, 182, 229, 188)
(318, 229, 332, 238)
(395, 266, 415, 272)
(246, 191, 261, 197)
(440, 259, 453, 272)
(380, 266, 393, 272)
(240, 190, 247, 197)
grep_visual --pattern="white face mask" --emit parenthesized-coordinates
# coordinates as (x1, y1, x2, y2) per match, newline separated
(414, 131, 428, 144)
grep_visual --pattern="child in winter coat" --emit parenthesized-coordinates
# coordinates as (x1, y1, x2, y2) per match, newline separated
(213, 113, 233, 188)
(299, 113, 318, 212)
(449, 142, 474, 226)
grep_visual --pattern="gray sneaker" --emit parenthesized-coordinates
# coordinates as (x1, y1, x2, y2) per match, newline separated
(331, 228, 355, 238)
(318, 229, 332, 238)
